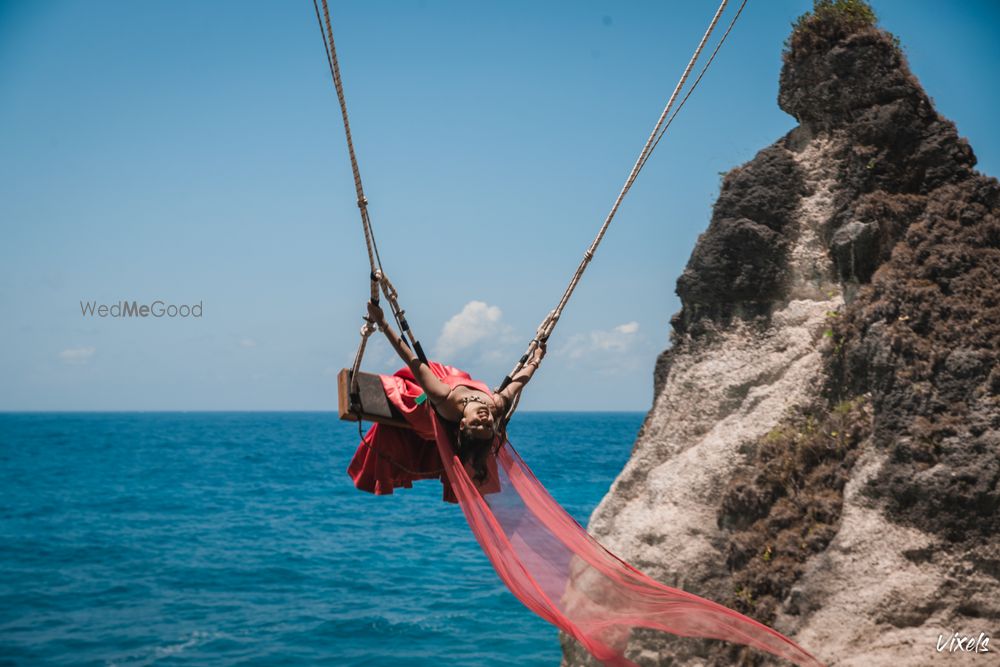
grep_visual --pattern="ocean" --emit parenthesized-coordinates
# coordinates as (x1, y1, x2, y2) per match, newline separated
(0, 412, 642, 666)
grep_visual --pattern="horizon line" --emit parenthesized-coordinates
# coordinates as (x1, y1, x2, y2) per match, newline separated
(0, 409, 649, 414)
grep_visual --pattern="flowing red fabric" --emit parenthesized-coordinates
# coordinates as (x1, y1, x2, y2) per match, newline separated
(347, 363, 500, 504)
(348, 365, 824, 667)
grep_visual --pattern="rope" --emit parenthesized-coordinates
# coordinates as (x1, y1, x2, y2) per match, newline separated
(313, 0, 377, 292)
(313, 0, 431, 394)
(497, 0, 742, 399)
(313, 0, 745, 420)
(645, 0, 748, 164)
(348, 320, 377, 391)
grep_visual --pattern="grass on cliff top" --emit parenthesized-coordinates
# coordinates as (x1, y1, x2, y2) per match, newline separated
(785, 0, 879, 59)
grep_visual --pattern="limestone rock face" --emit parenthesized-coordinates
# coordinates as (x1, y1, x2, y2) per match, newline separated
(562, 10, 999, 667)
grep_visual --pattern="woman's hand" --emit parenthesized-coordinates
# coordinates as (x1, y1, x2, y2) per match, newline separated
(368, 301, 424, 373)
(498, 341, 545, 408)
(367, 301, 386, 329)
(530, 341, 546, 365)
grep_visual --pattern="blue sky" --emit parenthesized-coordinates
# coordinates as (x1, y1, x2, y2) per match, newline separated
(1, 0, 998, 411)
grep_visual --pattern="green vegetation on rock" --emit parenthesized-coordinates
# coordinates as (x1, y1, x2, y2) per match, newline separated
(785, 0, 878, 59)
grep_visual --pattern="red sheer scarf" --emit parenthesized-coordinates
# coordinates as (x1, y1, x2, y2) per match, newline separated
(348, 366, 824, 666)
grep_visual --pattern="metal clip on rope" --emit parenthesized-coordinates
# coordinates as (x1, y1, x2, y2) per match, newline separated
(349, 314, 377, 401)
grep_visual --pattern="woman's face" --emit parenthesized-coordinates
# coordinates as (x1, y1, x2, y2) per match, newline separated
(461, 403, 495, 438)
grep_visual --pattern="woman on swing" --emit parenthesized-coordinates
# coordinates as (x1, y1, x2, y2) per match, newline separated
(347, 301, 545, 503)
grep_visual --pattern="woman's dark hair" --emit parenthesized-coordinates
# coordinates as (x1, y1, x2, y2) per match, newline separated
(455, 418, 507, 485)
(454, 408, 507, 484)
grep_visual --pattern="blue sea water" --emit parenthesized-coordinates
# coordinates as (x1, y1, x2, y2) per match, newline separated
(0, 412, 642, 666)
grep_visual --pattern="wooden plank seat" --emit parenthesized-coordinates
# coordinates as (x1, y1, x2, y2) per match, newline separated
(337, 368, 411, 429)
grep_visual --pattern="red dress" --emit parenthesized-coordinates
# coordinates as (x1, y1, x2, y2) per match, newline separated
(346, 362, 500, 503)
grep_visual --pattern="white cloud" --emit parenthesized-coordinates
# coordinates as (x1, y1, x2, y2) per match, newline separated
(435, 300, 501, 357)
(433, 300, 516, 363)
(59, 346, 96, 365)
(558, 321, 641, 360)
(615, 321, 639, 335)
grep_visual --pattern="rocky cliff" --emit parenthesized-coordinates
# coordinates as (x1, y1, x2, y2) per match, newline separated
(565, 3, 999, 666)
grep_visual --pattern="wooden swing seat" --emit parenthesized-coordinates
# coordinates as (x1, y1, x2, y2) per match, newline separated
(337, 368, 411, 429)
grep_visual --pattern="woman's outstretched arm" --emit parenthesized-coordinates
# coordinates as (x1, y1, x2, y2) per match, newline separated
(367, 302, 451, 404)
(496, 343, 545, 410)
